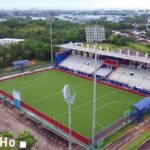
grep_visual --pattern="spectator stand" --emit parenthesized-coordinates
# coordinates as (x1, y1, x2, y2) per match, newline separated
(96, 59, 119, 81)
(56, 43, 150, 95)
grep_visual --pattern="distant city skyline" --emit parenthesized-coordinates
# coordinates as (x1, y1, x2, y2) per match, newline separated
(0, 0, 150, 10)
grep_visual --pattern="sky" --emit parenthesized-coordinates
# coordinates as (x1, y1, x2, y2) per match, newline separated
(0, 0, 150, 10)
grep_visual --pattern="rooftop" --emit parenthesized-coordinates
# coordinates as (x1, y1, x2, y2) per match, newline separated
(0, 38, 25, 46)
(134, 97, 150, 111)
(58, 43, 150, 64)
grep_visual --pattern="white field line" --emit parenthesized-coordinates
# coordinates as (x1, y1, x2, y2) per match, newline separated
(96, 101, 133, 112)
(55, 100, 132, 129)
(96, 120, 105, 129)
(54, 90, 119, 119)
(2, 71, 47, 88)
(21, 76, 133, 131)
(12, 70, 134, 129)
(16, 71, 48, 83)
(94, 101, 133, 130)
(29, 81, 92, 104)
(16, 74, 70, 90)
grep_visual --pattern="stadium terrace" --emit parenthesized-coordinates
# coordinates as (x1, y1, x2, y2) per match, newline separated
(57, 42, 150, 95)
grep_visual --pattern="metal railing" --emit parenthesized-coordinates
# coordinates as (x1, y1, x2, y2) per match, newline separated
(0, 62, 52, 78)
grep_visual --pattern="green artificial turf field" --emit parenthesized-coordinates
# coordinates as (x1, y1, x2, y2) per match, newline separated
(0, 69, 143, 138)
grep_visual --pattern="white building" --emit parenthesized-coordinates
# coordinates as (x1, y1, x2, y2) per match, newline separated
(0, 38, 25, 46)
(147, 19, 150, 31)
(31, 17, 46, 20)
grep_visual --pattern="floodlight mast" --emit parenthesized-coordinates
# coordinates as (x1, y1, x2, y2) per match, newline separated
(68, 102, 72, 150)
(63, 85, 76, 150)
(49, 15, 53, 63)
(92, 26, 98, 149)
(88, 25, 105, 149)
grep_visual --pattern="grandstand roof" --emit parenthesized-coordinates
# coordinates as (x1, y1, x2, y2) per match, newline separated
(58, 43, 150, 64)
(134, 97, 150, 111)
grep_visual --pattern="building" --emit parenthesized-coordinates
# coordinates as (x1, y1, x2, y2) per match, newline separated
(133, 97, 150, 121)
(146, 19, 150, 31)
(31, 17, 47, 20)
(129, 29, 146, 36)
(0, 38, 25, 46)
(112, 30, 129, 38)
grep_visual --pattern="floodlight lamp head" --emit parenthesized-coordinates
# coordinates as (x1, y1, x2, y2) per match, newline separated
(69, 93, 76, 105)
(63, 84, 76, 105)
(63, 84, 71, 100)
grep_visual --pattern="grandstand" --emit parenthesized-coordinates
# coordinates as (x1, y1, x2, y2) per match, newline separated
(59, 54, 103, 74)
(108, 66, 150, 91)
(96, 60, 118, 77)
(96, 67, 112, 77)
(57, 42, 150, 95)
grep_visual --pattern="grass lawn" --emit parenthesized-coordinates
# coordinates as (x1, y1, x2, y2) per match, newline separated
(0, 69, 143, 138)
(128, 43, 150, 54)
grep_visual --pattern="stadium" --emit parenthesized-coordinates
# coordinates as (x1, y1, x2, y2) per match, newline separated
(0, 40, 150, 149)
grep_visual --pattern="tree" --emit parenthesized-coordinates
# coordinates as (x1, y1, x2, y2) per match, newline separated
(146, 32, 150, 38)
(0, 19, 88, 68)
(110, 35, 134, 46)
(2, 131, 13, 138)
(4, 54, 11, 65)
(16, 131, 37, 150)
(0, 56, 5, 68)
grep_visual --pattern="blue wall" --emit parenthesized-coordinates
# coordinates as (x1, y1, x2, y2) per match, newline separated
(14, 99, 21, 109)
(55, 50, 72, 66)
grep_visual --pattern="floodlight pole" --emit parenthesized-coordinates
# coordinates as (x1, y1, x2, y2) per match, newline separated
(50, 17, 53, 63)
(92, 26, 98, 149)
(63, 85, 76, 150)
(68, 103, 72, 150)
